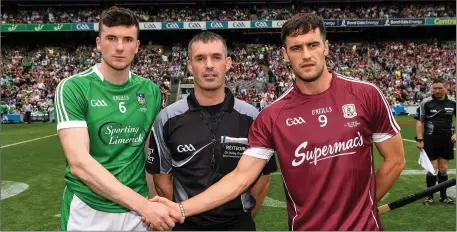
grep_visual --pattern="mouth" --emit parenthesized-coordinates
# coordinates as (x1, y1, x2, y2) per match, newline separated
(113, 56, 126, 59)
(300, 64, 315, 69)
(203, 74, 218, 78)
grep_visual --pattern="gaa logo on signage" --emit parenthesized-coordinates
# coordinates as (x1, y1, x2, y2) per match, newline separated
(276, 21, 285, 28)
(210, 22, 224, 28)
(73, 23, 93, 30)
(233, 22, 246, 27)
(254, 21, 269, 28)
(188, 23, 202, 29)
(144, 23, 157, 29)
(166, 23, 180, 29)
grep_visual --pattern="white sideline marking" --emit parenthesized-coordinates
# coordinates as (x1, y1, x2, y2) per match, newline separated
(1, 181, 29, 200)
(262, 196, 287, 208)
(1, 134, 57, 148)
(381, 192, 390, 202)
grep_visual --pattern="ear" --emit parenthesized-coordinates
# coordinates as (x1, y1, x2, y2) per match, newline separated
(225, 56, 232, 72)
(324, 40, 329, 57)
(136, 39, 140, 54)
(96, 37, 101, 52)
(282, 46, 290, 62)
(187, 59, 193, 74)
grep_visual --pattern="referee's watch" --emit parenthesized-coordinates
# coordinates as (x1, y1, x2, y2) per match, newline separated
(414, 137, 423, 142)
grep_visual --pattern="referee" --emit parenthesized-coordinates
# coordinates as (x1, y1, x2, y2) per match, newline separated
(146, 32, 277, 230)
(415, 78, 456, 205)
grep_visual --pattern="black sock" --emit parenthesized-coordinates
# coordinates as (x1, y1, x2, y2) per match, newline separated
(426, 172, 437, 199)
(438, 171, 449, 199)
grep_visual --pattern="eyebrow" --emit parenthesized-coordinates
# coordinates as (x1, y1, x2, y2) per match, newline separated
(289, 41, 320, 48)
(194, 53, 224, 58)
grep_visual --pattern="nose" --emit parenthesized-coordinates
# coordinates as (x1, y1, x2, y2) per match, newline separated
(205, 58, 214, 70)
(301, 47, 312, 60)
(115, 40, 124, 52)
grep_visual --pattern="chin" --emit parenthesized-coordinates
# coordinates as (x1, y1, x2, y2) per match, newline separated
(201, 84, 224, 91)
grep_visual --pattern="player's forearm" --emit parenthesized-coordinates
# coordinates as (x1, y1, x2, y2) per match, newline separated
(70, 157, 149, 214)
(155, 181, 173, 200)
(181, 170, 250, 217)
(250, 175, 270, 217)
(375, 157, 405, 203)
(416, 121, 423, 139)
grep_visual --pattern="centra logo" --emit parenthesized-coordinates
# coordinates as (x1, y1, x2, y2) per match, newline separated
(8, 25, 18, 31)
(34, 24, 44, 31)
(54, 24, 63, 31)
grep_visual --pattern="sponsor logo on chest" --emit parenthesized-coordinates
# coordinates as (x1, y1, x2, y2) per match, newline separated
(292, 132, 364, 167)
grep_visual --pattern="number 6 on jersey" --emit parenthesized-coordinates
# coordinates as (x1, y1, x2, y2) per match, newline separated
(119, 102, 126, 113)
(319, 115, 327, 127)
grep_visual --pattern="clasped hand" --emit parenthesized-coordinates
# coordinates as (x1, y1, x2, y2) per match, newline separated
(140, 196, 184, 231)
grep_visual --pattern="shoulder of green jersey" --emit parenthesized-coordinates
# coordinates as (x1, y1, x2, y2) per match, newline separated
(55, 68, 94, 131)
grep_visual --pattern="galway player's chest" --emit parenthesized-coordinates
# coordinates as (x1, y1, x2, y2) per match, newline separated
(274, 96, 372, 168)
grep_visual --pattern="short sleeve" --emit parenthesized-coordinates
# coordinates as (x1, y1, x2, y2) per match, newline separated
(151, 84, 162, 119)
(414, 101, 426, 122)
(244, 111, 275, 160)
(146, 110, 172, 174)
(55, 79, 87, 131)
(261, 154, 277, 175)
(368, 85, 401, 143)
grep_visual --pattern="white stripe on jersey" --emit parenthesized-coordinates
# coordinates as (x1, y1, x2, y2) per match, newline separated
(56, 68, 94, 123)
(335, 73, 400, 133)
(368, 141, 381, 230)
(281, 174, 298, 231)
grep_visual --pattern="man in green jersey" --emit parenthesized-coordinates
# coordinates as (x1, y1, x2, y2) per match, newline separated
(55, 6, 181, 231)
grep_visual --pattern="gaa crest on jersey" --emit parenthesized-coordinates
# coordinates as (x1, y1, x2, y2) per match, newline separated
(136, 93, 146, 105)
(342, 104, 357, 118)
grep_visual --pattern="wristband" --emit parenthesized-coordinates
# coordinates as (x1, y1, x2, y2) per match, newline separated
(178, 202, 186, 218)
(414, 136, 423, 142)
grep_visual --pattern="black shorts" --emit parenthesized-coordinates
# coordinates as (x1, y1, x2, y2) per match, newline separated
(424, 134, 455, 160)
(173, 215, 256, 231)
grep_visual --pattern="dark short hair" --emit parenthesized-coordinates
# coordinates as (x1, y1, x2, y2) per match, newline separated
(433, 78, 447, 85)
(99, 6, 139, 37)
(187, 31, 227, 59)
(281, 13, 326, 46)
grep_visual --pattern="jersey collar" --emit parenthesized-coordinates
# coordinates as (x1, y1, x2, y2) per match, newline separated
(188, 87, 235, 112)
(93, 64, 132, 82)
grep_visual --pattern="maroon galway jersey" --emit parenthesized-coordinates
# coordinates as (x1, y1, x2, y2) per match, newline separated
(244, 72, 400, 231)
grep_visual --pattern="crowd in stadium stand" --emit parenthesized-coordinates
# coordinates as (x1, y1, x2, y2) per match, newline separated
(2, 3, 455, 24)
(3, 38, 454, 119)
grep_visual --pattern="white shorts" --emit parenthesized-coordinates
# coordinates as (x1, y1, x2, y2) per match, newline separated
(62, 193, 151, 231)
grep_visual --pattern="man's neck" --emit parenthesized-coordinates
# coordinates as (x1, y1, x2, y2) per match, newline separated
(99, 61, 130, 85)
(194, 86, 225, 106)
(295, 70, 333, 95)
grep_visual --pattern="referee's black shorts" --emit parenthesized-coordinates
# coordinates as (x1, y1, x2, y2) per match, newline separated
(173, 214, 256, 231)
(424, 134, 455, 161)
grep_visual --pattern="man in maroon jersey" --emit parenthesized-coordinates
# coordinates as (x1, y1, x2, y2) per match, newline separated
(145, 13, 406, 231)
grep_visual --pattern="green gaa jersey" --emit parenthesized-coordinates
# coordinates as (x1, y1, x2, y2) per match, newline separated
(55, 65, 162, 213)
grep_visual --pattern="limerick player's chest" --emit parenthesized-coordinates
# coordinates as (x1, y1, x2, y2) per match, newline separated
(85, 86, 155, 146)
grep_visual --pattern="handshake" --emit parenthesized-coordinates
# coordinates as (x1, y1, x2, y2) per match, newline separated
(140, 196, 185, 231)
